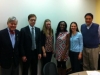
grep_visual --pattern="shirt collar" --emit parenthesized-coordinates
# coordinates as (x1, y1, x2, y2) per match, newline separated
(7, 28, 15, 32)
(29, 25, 35, 30)
(7, 28, 10, 32)
(86, 23, 93, 27)
(7, 28, 15, 35)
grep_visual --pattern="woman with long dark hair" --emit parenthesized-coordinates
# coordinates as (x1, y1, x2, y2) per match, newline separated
(55, 21, 69, 75)
(69, 22, 83, 73)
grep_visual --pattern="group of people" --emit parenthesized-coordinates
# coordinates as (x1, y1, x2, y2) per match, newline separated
(0, 13, 100, 75)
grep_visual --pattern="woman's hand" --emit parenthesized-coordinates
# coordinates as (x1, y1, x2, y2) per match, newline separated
(61, 55, 65, 61)
(43, 52, 46, 57)
(78, 52, 82, 60)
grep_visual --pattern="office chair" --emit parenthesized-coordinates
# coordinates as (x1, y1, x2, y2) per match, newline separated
(43, 62, 59, 75)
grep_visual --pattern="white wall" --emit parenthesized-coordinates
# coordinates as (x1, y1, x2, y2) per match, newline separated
(0, 0, 96, 32)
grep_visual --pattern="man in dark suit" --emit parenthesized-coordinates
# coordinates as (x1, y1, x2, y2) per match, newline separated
(0, 16, 19, 75)
(20, 14, 41, 75)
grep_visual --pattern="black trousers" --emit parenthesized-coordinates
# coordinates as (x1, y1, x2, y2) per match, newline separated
(69, 51, 81, 73)
(42, 52, 52, 67)
(1, 64, 19, 75)
(57, 61, 66, 69)
(42, 52, 52, 75)
(22, 50, 38, 75)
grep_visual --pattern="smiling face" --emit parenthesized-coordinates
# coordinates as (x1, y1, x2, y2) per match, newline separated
(71, 23, 77, 32)
(60, 22, 66, 31)
(45, 21, 51, 30)
(7, 17, 18, 31)
(85, 15, 93, 26)
(7, 20, 17, 31)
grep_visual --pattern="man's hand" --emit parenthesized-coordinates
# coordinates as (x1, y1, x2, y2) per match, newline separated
(22, 56, 27, 62)
(38, 54, 42, 60)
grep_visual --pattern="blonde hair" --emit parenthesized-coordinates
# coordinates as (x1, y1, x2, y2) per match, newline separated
(42, 19, 53, 36)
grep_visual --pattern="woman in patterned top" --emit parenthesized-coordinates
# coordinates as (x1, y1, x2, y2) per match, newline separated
(41, 19, 54, 74)
(55, 21, 69, 75)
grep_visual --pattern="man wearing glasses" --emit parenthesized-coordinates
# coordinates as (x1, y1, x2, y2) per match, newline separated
(19, 14, 41, 75)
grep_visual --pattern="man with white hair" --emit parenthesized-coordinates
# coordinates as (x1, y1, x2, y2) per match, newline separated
(0, 16, 19, 75)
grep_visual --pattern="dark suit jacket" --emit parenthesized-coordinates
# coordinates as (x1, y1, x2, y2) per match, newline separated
(0, 28, 19, 69)
(19, 26, 41, 58)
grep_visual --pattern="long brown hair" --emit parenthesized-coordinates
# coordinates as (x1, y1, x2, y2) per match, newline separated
(69, 22, 79, 37)
(42, 19, 53, 36)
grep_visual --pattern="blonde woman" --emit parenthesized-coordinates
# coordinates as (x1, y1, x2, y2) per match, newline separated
(41, 19, 54, 71)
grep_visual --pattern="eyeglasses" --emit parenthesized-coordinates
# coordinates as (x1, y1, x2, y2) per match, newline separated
(29, 19, 36, 22)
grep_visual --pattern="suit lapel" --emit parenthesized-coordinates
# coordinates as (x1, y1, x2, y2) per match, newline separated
(35, 27, 37, 40)
(5, 28, 13, 48)
(26, 26, 32, 39)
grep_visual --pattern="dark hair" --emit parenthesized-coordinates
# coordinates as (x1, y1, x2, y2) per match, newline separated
(55, 21, 67, 38)
(84, 13, 93, 19)
(28, 14, 37, 20)
(69, 22, 79, 37)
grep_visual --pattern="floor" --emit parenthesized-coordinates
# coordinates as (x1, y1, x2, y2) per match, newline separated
(0, 56, 71, 75)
